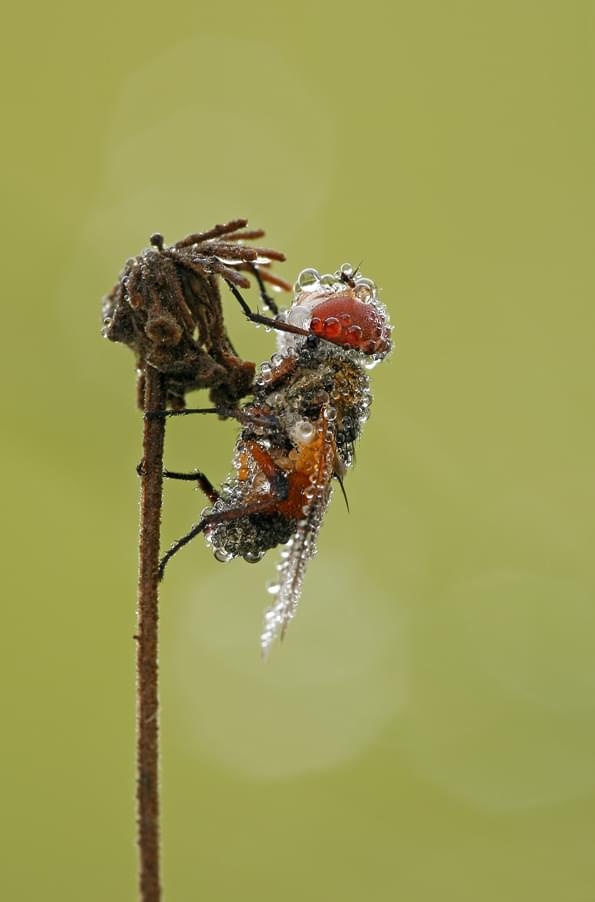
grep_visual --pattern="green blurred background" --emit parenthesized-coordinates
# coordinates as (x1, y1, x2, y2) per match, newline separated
(2, 1, 594, 899)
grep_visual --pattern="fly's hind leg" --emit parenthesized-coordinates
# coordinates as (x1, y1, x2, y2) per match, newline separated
(158, 442, 289, 581)
(158, 494, 283, 581)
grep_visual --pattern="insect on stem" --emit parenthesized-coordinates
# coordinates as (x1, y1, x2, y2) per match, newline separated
(102, 219, 291, 900)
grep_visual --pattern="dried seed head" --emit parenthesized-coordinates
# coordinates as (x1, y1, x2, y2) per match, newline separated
(102, 219, 290, 408)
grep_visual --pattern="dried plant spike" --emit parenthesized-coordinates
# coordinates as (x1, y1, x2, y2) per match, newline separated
(222, 228, 266, 241)
(102, 219, 290, 409)
(174, 218, 249, 247)
(234, 264, 293, 292)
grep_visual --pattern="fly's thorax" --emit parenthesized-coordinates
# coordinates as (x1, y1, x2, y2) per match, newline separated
(254, 344, 372, 467)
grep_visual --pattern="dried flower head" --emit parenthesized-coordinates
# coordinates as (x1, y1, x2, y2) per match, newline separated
(102, 218, 290, 408)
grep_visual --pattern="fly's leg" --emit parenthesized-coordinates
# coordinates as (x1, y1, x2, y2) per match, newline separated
(266, 353, 300, 389)
(225, 280, 312, 340)
(138, 407, 281, 493)
(225, 279, 340, 350)
(135, 460, 219, 503)
(144, 406, 279, 430)
(162, 469, 219, 503)
(248, 263, 279, 315)
(158, 442, 289, 580)
(158, 494, 283, 581)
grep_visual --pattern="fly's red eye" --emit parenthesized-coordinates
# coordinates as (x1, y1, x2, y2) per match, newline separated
(307, 289, 390, 355)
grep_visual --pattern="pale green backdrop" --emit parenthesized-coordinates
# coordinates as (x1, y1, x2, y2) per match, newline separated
(2, 1, 594, 900)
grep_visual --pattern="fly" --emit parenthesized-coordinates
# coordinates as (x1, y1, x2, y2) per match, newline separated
(158, 263, 393, 655)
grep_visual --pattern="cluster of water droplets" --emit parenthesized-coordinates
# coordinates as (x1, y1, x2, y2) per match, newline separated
(203, 475, 241, 563)
(260, 407, 337, 656)
(356, 384, 373, 426)
(295, 263, 376, 299)
(253, 351, 293, 389)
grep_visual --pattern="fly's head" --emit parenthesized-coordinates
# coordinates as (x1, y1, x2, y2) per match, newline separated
(277, 264, 393, 367)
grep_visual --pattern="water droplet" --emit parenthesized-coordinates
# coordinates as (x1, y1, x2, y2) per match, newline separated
(244, 550, 265, 563)
(347, 324, 363, 341)
(214, 548, 233, 563)
(354, 277, 376, 299)
(290, 418, 316, 446)
(266, 582, 281, 595)
(296, 268, 320, 290)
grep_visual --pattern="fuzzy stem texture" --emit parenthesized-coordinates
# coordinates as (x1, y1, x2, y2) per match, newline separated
(137, 366, 166, 901)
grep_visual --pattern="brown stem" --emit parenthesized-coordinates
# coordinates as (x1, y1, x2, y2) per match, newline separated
(137, 366, 165, 901)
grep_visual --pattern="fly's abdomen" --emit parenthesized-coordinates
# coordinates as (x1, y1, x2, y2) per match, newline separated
(206, 510, 296, 563)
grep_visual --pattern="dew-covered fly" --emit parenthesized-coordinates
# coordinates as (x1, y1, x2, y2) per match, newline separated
(160, 264, 393, 655)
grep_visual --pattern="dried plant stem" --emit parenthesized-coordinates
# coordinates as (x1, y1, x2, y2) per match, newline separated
(102, 221, 290, 900)
(137, 365, 165, 902)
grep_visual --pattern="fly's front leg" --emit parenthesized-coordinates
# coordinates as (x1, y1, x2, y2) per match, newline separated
(248, 263, 279, 315)
(225, 280, 312, 340)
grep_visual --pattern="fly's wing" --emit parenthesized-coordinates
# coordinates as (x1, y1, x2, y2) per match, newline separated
(260, 407, 336, 656)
